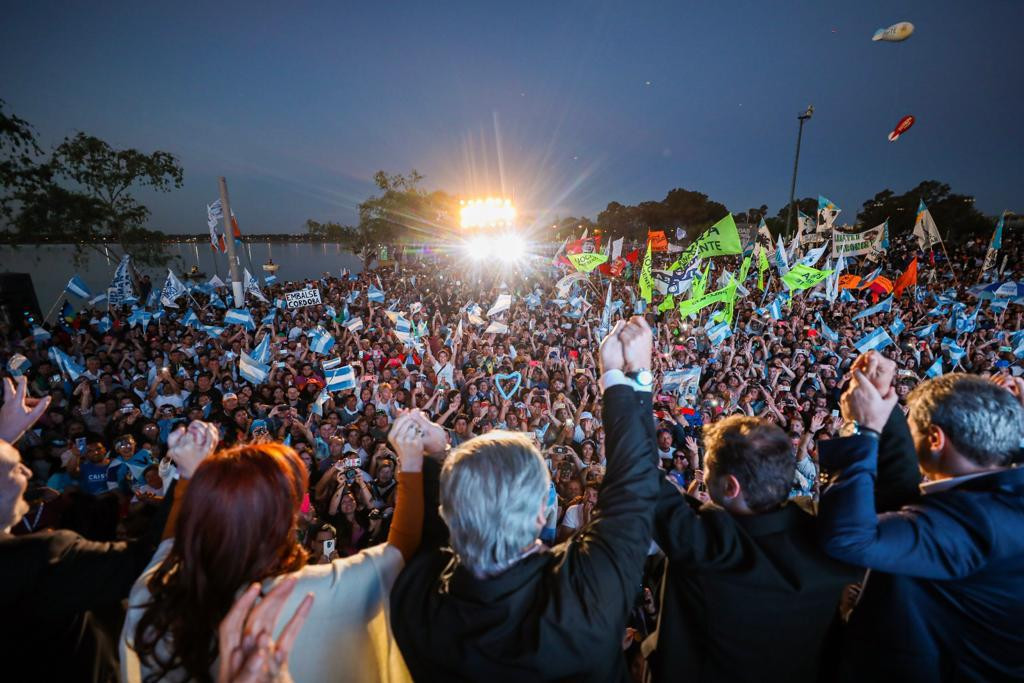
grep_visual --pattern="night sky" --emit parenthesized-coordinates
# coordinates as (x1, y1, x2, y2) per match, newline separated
(2, 0, 1021, 234)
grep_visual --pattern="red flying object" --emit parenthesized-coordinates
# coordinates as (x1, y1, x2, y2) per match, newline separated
(888, 115, 915, 142)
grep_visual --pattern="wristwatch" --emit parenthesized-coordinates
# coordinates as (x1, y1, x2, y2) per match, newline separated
(839, 420, 880, 439)
(626, 370, 654, 391)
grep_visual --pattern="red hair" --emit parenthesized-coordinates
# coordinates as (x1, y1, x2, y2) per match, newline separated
(135, 443, 309, 683)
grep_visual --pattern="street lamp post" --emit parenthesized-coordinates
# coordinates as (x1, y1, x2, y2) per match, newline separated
(784, 105, 814, 238)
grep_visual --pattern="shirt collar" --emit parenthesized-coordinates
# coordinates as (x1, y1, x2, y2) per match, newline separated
(920, 469, 1007, 495)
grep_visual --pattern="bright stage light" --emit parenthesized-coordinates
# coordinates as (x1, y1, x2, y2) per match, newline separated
(465, 235, 492, 260)
(460, 197, 516, 229)
(496, 233, 526, 259)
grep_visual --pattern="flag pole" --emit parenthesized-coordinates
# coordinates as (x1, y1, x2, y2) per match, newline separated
(218, 177, 244, 307)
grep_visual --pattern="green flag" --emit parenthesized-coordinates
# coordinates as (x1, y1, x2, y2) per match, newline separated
(738, 255, 752, 286)
(757, 248, 770, 290)
(723, 277, 739, 325)
(639, 241, 654, 303)
(657, 295, 675, 313)
(669, 214, 743, 271)
(781, 263, 833, 291)
(567, 252, 608, 273)
(678, 282, 733, 318)
(691, 263, 709, 300)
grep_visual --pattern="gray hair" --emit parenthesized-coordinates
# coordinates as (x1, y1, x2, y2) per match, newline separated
(439, 431, 550, 576)
(907, 375, 1024, 467)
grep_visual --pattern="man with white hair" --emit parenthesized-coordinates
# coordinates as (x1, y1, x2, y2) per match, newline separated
(391, 317, 660, 680)
(819, 358, 1024, 681)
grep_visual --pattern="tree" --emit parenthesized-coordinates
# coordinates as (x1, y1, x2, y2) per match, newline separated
(767, 197, 816, 236)
(1, 105, 184, 267)
(596, 187, 729, 242)
(856, 181, 989, 241)
(330, 170, 456, 270)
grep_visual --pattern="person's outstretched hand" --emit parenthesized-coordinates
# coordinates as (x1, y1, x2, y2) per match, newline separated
(599, 320, 626, 375)
(217, 577, 314, 683)
(619, 316, 653, 373)
(167, 420, 220, 479)
(409, 410, 447, 455)
(851, 350, 895, 396)
(388, 411, 425, 473)
(0, 376, 51, 445)
(841, 371, 898, 433)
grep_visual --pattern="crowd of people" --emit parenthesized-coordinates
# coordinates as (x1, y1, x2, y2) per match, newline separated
(1, 224, 1023, 682)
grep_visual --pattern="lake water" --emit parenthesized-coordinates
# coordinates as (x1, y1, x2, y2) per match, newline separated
(0, 242, 364, 311)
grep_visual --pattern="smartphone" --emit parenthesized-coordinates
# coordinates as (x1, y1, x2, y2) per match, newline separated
(75, 437, 87, 451)
(121, 405, 133, 414)
(51, 374, 62, 383)
(277, 362, 286, 368)
(831, 409, 840, 417)
(322, 538, 336, 556)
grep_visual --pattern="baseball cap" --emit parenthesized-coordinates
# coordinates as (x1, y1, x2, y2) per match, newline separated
(580, 411, 594, 421)
(223, 392, 238, 402)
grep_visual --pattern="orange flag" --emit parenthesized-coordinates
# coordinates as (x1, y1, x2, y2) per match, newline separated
(647, 230, 668, 252)
(838, 274, 861, 290)
(893, 257, 918, 297)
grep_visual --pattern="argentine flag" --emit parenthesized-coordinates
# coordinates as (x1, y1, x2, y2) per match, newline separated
(96, 315, 112, 334)
(182, 309, 200, 328)
(325, 364, 357, 392)
(203, 325, 226, 338)
(65, 275, 93, 299)
(839, 289, 856, 303)
(209, 292, 227, 309)
(706, 321, 733, 346)
(852, 295, 893, 321)
(854, 327, 894, 354)
(88, 292, 107, 307)
(816, 313, 839, 343)
(926, 358, 943, 378)
(368, 285, 385, 303)
(261, 310, 277, 326)
(322, 357, 342, 371)
(48, 347, 86, 381)
(309, 328, 335, 355)
(239, 351, 270, 385)
(32, 326, 51, 342)
(265, 274, 278, 285)
(890, 315, 906, 337)
(343, 316, 364, 334)
(224, 308, 256, 331)
(252, 333, 273, 364)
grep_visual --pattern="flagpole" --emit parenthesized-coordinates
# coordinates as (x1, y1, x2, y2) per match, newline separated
(936, 235, 960, 288)
(218, 177, 244, 307)
(43, 294, 65, 324)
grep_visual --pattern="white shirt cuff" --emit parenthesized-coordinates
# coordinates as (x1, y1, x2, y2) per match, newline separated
(600, 369, 652, 393)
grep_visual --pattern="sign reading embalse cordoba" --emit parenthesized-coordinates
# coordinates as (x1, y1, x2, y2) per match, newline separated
(285, 288, 322, 309)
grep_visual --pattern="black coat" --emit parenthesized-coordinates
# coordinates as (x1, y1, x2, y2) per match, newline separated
(390, 385, 659, 682)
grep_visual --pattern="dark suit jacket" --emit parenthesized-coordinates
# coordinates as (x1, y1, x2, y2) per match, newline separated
(819, 434, 1024, 681)
(390, 384, 659, 682)
(648, 480, 862, 682)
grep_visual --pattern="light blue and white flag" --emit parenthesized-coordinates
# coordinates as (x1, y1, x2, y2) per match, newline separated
(890, 315, 906, 337)
(775, 235, 790, 277)
(48, 347, 85, 381)
(238, 351, 270, 385)
(264, 274, 278, 286)
(767, 297, 784, 320)
(942, 338, 967, 364)
(32, 326, 51, 342)
(325, 364, 357, 392)
(852, 295, 893, 321)
(954, 305, 980, 334)
(913, 323, 938, 339)
(261, 310, 277, 326)
(347, 290, 361, 304)
(858, 265, 882, 289)
(209, 292, 227, 309)
(224, 308, 256, 330)
(160, 270, 188, 308)
(311, 389, 330, 417)
(203, 324, 226, 338)
(243, 268, 268, 303)
(796, 242, 829, 269)
(309, 328, 335, 355)
(65, 275, 92, 299)
(322, 357, 342, 371)
(182, 309, 200, 328)
(816, 313, 839, 343)
(926, 358, 943, 378)
(487, 294, 512, 317)
(839, 288, 856, 303)
(367, 285, 385, 303)
(7, 354, 31, 376)
(343, 316, 364, 334)
(109, 255, 135, 300)
(706, 321, 733, 346)
(88, 292, 107, 307)
(854, 327, 894, 354)
(95, 315, 112, 333)
(251, 333, 273, 364)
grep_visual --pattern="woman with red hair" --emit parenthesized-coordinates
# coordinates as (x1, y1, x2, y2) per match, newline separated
(120, 412, 434, 683)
